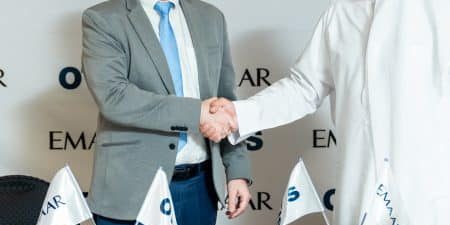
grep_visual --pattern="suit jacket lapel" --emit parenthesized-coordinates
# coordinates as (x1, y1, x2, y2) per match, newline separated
(126, 0, 176, 94)
(180, 0, 212, 99)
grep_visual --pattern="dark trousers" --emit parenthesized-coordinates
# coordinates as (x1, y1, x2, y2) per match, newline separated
(94, 168, 218, 225)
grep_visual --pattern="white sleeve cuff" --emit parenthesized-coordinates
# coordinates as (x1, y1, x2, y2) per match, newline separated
(227, 100, 258, 145)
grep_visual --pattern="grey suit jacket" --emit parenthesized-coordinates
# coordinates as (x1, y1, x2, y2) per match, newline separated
(81, 0, 251, 220)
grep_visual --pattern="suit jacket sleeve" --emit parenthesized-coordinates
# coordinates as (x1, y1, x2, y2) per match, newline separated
(216, 12, 252, 183)
(82, 9, 202, 134)
(228, 5, 336, 144)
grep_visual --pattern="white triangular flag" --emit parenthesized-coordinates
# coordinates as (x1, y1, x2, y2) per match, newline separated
(360, 165, 411, 225)
(135, 168, 177, 225)
(279, 158, 328, 225)
(37, 165, 94, 225)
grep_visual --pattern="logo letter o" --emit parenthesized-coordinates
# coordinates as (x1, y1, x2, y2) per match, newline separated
(160, 198, 172, 216)
(59, 67, 82, 90)
(323, 189, 335, 211)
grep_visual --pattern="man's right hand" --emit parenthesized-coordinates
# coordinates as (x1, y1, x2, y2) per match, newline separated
(200, 98, 238, 142)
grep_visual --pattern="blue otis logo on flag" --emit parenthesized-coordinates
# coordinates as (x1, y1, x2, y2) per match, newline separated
(287, 186, 301, 202)
(278, 159, 328, 225)
(160, 198, 172, 216)
(135, 168, 178, 225)
(136, 198, 176, 225)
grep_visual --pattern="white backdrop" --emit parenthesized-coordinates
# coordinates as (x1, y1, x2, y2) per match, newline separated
(0, 0, 336, 225)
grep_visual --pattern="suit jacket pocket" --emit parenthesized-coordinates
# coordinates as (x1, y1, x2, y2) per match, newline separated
(103, 142, 151, 196)
(100, 139, 141, 148)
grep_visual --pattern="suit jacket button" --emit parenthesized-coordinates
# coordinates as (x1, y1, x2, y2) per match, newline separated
(169, 144, 176, 150)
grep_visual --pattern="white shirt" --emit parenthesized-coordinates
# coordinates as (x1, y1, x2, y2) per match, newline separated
(229, 1, 450, 225)
(140, 0, 208, 165)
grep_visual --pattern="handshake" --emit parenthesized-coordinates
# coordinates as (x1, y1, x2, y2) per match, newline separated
(200, 98, 238, 143)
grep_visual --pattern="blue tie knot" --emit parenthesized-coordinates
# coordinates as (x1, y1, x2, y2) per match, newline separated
(154, 1, 174, 17)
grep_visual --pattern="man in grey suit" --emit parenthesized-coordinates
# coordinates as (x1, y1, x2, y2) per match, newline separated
(81, 0, 252, 224)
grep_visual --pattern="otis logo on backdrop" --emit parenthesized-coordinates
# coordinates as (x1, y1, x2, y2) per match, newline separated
(238, 68, 272, 87)
(59, 67, 83, 90)
(49, 131, 96, 150)
(323, 189, 335, 211)
(0, 68, 7, 87)
(246, 131, 264, 151)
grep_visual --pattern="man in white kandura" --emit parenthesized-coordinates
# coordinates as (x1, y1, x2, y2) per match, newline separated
(201, 0, 450, 224)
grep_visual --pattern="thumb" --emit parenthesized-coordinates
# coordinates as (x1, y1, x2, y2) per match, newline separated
(228, 190, 238, 214)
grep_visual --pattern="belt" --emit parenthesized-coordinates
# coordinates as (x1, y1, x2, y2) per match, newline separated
(172, 160, 210, 181)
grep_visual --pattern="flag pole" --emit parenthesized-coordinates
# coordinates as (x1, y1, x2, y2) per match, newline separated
(321, 211, 331, 225)
(83, 218, 97, 225)
(90, 217, 97, 225)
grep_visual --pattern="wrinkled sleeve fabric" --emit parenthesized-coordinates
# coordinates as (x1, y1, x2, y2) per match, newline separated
(229, 6, 336, 144)
(82, 10, 202, 133)
(216, 12, 252, 183)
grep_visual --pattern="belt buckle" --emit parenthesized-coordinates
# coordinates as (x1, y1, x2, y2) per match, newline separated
(174, 166, 193, 180)
(174, 166, 188, 174)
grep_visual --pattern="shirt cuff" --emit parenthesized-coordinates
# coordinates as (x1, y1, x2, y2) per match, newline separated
(227, 100, 258, 145)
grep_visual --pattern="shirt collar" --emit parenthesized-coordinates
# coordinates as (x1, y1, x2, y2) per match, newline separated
(140, 0, 179, 11)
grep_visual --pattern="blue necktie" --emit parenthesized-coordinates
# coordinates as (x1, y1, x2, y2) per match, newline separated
(155, 1, 187, 151)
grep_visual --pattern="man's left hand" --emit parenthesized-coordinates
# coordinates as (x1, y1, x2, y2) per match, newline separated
(226, 179, 251, 219)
